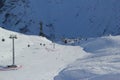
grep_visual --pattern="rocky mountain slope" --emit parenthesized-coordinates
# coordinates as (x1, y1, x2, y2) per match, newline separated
(0, 0, 120, 39)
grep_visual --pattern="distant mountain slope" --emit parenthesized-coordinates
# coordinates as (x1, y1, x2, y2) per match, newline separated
(0, 0, 120, 38)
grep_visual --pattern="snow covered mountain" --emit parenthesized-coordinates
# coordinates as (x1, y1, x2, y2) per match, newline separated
(0, 0, 120, 38)
(1, 1, 120, 79)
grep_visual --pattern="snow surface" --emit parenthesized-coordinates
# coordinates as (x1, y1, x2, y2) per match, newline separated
(0, 27, 88, 80)
(55, 36, 120, 80)
(1, 28, 120, 80)
(0, 28, 120, 80)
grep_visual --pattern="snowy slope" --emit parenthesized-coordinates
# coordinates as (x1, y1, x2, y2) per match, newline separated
(1, 27, 120, 80)
(0, 27, 89, 80)
(55, 36, 120, 80)
(0, 0, 120, 38)
(1, 23, 120, 80)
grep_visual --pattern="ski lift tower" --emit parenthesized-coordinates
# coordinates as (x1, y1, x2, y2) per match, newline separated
(8, 34, 17, 68)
